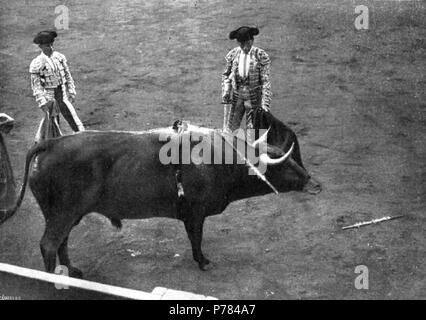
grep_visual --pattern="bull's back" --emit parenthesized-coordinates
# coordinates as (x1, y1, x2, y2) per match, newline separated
(30, 130, 235, 221)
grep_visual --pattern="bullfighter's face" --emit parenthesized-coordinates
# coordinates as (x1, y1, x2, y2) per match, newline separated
(39, 43, 53, 57)
(239, 39, 253, 54)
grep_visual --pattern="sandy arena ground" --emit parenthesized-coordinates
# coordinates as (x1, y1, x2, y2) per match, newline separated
(0, 0, 425, 299)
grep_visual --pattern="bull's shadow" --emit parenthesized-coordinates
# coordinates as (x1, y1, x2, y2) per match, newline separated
(0, 113, 320, 277)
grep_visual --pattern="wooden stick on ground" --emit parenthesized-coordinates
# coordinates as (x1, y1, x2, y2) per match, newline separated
(342, 215, 404, 230)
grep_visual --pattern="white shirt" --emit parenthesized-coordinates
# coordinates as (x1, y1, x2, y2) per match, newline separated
(41, 51, 59, 74)
(238, 47, 253, 79)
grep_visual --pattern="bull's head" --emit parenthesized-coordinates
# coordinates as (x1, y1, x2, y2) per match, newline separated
(251, 109, 322, 194)
(249, 128, 315, 193)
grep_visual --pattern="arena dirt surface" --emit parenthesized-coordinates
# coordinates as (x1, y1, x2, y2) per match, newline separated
(0, 0, 425, 299)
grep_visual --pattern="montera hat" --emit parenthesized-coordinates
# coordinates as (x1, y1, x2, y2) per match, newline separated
(229, 26, 259, 42)
(33, 30, 58, 45)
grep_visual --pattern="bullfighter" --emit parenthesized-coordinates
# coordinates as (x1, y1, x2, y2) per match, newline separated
(222, 26, 271, 142)
(29, 30, 84, 142)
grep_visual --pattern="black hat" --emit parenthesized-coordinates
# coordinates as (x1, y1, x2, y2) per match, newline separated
(33, 30, 58, 45)
(229, 26, 259, 42)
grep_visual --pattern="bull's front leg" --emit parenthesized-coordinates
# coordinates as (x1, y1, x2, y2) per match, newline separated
(184, 216, 210, 270)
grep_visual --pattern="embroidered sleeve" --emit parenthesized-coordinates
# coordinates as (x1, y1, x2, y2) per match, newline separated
(60, 54, 76, 96)
(29, 59, 47, 107)
(221, 48, 238, 103)
(258, 49, 272, 110)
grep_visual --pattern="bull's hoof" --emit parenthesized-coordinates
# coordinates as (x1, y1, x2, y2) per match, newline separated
(68, 266, 83, 279)
(303, 177, 322, 195)
(197, 257, 211, 271)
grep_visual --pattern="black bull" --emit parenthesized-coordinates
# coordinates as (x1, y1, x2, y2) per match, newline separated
(0, 121, 316, 276)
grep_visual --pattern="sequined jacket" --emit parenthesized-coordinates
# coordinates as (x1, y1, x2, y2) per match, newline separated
(29, 51, 76, 107)
(222, 46, 271, 110)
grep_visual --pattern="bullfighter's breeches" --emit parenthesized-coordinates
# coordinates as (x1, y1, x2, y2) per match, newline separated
(224, 86, 258, 142)
(35, 86, 84, 142)
(52, 86, 83, 132)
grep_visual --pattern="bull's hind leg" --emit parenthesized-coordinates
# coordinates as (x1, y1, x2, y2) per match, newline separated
(58, 236, 83, 278)
(40, 228, 67, 274)
(31, 187, 61, 273)
(40, 215, 79, 275)
(57, 215, 85, 278)
(183, 215, 210, 271)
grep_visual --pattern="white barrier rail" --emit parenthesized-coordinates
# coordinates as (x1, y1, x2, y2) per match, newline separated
(0, 263, 217, 300)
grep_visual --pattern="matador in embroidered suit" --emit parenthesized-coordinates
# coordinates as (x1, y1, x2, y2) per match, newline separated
(222, 26, 271, 141)
(29, 30, 84, 142)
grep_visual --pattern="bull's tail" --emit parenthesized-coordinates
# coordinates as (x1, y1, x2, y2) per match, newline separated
(0, 140, 52, 224)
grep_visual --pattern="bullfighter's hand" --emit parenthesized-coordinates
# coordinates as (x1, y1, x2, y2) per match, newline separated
(222, 92, 231, 103)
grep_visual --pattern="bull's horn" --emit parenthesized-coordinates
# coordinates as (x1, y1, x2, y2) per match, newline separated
(251, 127, 270, 148)
(259, 142, 294, 166)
